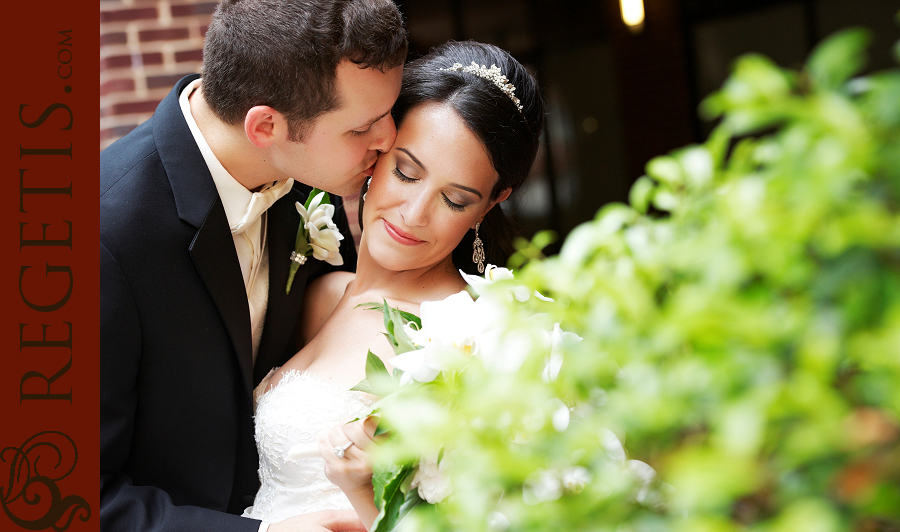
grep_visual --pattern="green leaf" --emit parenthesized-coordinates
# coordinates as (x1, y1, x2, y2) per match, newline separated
(371, 464, 415, 532)
(509, 230, 557, 269)
(304, 187, 329, 209)
(629, 175, 655, 214)
(385, 303, 418, 355)
(396, 487, 423, 524)
(373, 415, 391, 438)
(807, 27, 872, 90)
(371, 464, 402, 510)
(530, 230, 557, 252)
(365, 350, 391, 380)
(348, 379, 374, 394)
(349, 351, 398, 397)
(646, 155, 682, 186)
(357, 302, 422, 330)
(358, 299, 421, 356)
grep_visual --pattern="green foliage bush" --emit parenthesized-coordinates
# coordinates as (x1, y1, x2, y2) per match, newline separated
(377, 21, 900, 532)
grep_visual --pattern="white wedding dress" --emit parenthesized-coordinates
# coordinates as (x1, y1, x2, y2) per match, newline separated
(242, 369, 376, 523)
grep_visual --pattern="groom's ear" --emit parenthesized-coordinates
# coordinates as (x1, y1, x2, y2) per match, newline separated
(244, 105, 283, 148)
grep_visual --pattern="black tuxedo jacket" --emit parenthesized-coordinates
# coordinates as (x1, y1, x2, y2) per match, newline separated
(100, 75, 357, 531)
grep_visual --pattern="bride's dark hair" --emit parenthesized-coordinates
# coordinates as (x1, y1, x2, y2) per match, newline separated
(360, 40, 545, 275)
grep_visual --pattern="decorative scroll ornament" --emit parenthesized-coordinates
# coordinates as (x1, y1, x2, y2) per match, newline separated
(1, 431, 91, 530)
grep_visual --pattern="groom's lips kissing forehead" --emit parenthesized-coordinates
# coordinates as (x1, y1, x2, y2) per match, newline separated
(382, 219, 425, 245)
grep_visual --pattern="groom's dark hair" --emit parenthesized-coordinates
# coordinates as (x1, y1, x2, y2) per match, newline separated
(201, 0, 408, 141)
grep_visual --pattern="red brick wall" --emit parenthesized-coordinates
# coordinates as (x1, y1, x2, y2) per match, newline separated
(99, 0, 364, 243)
(100, 0, 217, 150)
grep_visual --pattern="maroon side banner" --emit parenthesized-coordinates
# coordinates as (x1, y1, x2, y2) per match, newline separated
(1, 2, 99, 531)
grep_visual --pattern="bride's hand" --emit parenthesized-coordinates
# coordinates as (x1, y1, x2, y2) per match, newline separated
(268, 509, 366, 532)
(318, 416, 379, 496)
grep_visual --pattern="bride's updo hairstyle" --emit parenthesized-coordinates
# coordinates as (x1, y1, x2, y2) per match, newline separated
(390, 40, 545, 275)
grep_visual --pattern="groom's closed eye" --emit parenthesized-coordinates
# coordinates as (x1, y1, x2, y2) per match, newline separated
(351, 111, 392, 136)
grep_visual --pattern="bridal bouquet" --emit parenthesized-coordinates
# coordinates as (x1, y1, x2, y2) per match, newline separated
(353, 265, 624, 531)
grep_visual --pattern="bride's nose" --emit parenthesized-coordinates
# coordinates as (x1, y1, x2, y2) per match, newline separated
(399, 190, 430, 227)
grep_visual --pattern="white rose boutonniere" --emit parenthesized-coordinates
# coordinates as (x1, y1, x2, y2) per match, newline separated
(285, 188, 344, 294)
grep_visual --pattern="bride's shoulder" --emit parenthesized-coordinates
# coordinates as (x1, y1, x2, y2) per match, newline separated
(308, 271, 355, 302)
(301, 271, 355, 342)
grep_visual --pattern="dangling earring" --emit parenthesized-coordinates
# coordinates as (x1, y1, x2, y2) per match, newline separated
(472, 222, 485, 273)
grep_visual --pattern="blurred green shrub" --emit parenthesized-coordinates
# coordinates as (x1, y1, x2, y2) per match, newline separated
(377, 21, 900, 532)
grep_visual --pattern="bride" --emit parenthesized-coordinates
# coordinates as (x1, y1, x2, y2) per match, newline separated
(242, 40, 545, 530)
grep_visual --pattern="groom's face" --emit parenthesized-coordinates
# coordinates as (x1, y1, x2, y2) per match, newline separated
(273, 60, 403, 197)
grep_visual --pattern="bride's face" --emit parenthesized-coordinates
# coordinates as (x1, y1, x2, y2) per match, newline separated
(362, 102, 509, 273)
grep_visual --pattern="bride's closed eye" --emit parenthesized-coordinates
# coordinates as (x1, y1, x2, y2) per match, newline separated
(392, 167, 416, 183)
(441, 195, 465, 212)
(393, 167, 466, 212)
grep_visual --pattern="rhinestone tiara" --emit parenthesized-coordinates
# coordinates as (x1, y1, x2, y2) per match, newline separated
(440, 61, 524, 114)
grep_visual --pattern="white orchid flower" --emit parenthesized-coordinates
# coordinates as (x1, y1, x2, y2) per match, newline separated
(485, 264, 514, 281)
(460, 265, 551, 302)
(392, 291, 488, 384)
(523, 469, 562, 504)
(460, 264, 513, 296)
(295, 191, 325, 220)
(307, 204, 338, 231)
(600, 428, 627, 463)
(626, 459, 658, 505)
(561, 466, 591, 493)
(390, 346, 454, 385)
(551, 398, 570, 431)
(542, 323, 581, 381)
(293, 193, 344, 266)
(410, 453, 452, 504)
(406, 291, 485, 346)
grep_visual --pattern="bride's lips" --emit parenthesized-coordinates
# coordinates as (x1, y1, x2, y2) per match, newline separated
(382, 219, 424, 245)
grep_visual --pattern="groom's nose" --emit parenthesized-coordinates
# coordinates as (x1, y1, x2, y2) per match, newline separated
(368, 113, 396, 153)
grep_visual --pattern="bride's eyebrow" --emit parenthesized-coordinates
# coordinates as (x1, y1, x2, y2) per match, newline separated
(396, 148, 426, 172)
(449, 183, 483, 199)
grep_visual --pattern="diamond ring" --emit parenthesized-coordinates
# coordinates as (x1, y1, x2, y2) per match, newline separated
(333, 441, 354, 458)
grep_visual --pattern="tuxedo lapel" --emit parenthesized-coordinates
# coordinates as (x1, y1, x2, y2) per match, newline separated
(189, 200, 255, 399)
(254, 187, 310, 385)
(154, 75, 255, 400)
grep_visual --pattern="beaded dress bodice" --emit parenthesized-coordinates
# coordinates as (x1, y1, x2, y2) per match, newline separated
(242, 370, 375, 523)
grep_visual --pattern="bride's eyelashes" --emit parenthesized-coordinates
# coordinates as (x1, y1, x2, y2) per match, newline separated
(442, 195, 465, 212)
(392, 167, 467, 212)
(392, 166, 416, 183)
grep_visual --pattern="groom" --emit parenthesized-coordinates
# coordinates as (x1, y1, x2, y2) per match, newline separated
(99, 1, 406, 531)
